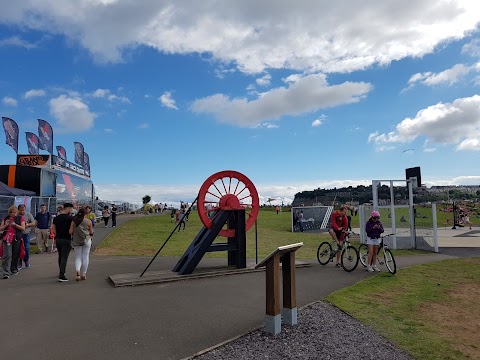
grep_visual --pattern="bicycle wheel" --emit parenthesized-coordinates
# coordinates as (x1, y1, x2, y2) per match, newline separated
(358, 244, 368, 267)
(341, 246, 359, 272)
(317, 242, 333, 265)
(383, 249, 396, 274)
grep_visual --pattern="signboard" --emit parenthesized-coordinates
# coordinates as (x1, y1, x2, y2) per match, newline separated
(52, 155, 90, 178)
(16, 154, 50, 167)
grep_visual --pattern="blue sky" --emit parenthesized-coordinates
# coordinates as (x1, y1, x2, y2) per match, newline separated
(1, 1, 480, 206)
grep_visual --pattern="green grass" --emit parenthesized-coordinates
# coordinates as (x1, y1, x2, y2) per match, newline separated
(95, 210, 427, 258)
(95, 210, 330, 258)
(326, 258, 480, 360)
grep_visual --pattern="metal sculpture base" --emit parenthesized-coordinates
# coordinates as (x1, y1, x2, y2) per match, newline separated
(173, 210, 246, 275)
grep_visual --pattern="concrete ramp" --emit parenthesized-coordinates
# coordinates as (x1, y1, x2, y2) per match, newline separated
(109, 260, 311, 287)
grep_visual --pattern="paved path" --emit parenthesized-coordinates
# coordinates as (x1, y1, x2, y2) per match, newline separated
(2, 215, 477, 360)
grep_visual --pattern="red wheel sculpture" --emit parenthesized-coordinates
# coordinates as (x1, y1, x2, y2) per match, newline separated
(197, 170, 260, 237)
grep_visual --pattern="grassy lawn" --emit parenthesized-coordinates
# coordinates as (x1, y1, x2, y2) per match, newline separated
(95, 209, 427, 258)
(95, 210, 330, 259)
(326, 258, 480, 360)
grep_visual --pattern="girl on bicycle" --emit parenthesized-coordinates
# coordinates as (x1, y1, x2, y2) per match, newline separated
(365, 210, 384, 272)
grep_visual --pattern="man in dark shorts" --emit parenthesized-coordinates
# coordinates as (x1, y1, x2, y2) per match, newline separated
(51, 203, 73, 282)
(328, 205, 349, 267)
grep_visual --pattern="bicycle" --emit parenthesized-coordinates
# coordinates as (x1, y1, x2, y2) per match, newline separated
(317, 231, 359, 272)
(358, 234, 397, 274)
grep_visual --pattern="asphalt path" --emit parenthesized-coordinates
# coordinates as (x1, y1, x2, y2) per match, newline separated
(1, 214, 471, 360)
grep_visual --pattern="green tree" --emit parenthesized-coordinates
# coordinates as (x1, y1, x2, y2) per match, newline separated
(142, 195, 151, 204)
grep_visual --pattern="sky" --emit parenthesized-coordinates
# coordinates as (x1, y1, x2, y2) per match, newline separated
(1, 0, 480, 206)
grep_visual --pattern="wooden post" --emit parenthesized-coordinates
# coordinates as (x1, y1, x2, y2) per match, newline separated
(265, 255, 281, 335)
(281, 251, 297, 326)
(255, 242, 303, 336)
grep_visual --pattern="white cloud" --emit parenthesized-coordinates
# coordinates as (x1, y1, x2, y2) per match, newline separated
(423, 148, 437, 152)
(90, 88, 130, 103)
(462, 38, 480, 57)
(456, 138, 480, 151)
(24, 89, 46, 99)
(104, 128, 113, 133)
(108, 94, 131, 104)
(251, 122, 279, 129)
(92, 88, 111, 98)
(159, 91, 178, 110)
(368, 95, 480, 151)
(1, 2, 479, 73)
(406, 63, 475, 89)
(137, 123, 149, 129)
(2, 96, 17, 106)
(312, 115, 327, 127)
(49, 94, 96, 132)
(192, 74, 372, 126)
(256, 74, 271, 87)
(0, 35, 37, 49)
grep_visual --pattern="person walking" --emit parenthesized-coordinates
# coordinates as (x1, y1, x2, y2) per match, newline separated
(111, 204, 117, 228)
(51, 203, 73, 282)
(177, 210, 186, 232)
(69, 208, 93, 281)
(365, 210, 384, 272)
(102, 205, 111, 228)
(85, 206, 96, 228)
(34, 204, 52, 253)
(1, 205, 25, 278)
(297, 210, 304, 232)
(18, 204, 35, 269)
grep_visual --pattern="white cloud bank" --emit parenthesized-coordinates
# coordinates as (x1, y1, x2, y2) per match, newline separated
(369, 95, 480, 151)
(192, 74, 372, 126)
(0, 1, 479, 73)
(95, 176, 480, 206)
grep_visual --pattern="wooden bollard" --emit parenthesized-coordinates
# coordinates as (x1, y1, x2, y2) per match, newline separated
(255, 243, 303, 335)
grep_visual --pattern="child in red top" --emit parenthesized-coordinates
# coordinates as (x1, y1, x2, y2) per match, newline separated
(328, 205, 349, 267)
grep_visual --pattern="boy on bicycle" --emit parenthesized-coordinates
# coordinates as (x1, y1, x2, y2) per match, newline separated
(328, 205, 349, 267)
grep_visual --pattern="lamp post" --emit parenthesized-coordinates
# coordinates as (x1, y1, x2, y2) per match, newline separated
(451, 201, 457, 230)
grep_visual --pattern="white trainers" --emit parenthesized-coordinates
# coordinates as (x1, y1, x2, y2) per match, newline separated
(367, 266, 374, 272)
(373, 265, 381, 272)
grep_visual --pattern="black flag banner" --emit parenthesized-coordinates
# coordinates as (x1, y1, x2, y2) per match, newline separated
(38, 119, 54, 154)
(83, 152, 90, 174)
(56, 145, 67, 160)
(25, 132, 40, 155)
(74, 141, 84, 166)
(2, 117, 19, 153)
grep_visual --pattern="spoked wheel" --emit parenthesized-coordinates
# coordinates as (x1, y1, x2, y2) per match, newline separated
(197, 170, 260, 237)
(317, 242, 333, 265)
(341, 246, 359, 272)
(378, 248, 397, 274)
(358, 244, 369, 267)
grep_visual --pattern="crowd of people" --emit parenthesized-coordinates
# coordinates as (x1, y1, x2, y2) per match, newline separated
(1, 202, 104, 282)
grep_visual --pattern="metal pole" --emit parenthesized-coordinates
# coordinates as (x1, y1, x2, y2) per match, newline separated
(408, 179, 415, 249)
(255, 220, 258, 264)
(452, 201, 457, 229)
(390, 181, 397, 250)
(140, 196, 198, 277)
(432, 203, 438, 253)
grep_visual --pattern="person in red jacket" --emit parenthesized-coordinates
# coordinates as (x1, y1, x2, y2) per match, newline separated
(328, 205, 349, 267)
